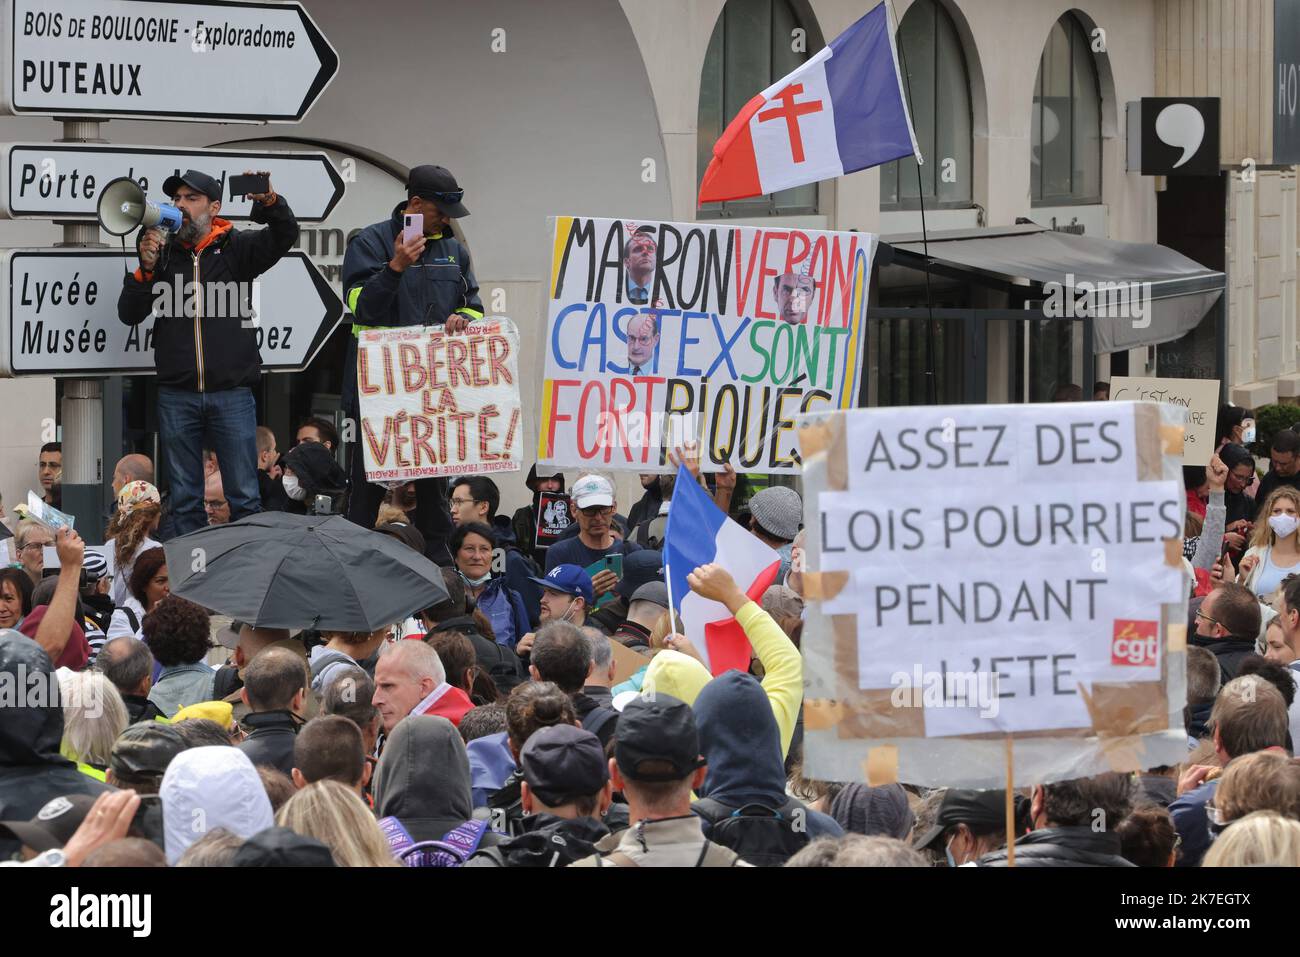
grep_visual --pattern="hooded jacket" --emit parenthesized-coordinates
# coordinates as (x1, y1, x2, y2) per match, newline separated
(692, 671, 841, 840)
(466, 731, 515, 808)
(512, 466, 568, 564)
(161, 745, 275, 865)
(643, 650, 712, 706)
(1189, 631, 1258, 685)
(0, 632, 113, 860)
(373, 715, 502, 848)
(117, 197, 299, 393)
(492, 516, 543, 623)
(978, 826, 1135, 867)
(466, 813, 610, 867)
(275, 442, 347, 514)
(433, 613, 526, 694)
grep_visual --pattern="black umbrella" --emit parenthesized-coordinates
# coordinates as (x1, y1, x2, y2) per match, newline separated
(163, 512, 448, 631)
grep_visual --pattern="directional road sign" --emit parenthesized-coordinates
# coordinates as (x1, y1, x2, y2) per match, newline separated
(0, 248, 342, 376)
(0, 143, 346, 221)
(2, 0, 339, 122)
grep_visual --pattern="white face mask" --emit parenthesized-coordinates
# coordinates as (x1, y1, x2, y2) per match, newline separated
(282, 473, 307, 502)
(1269, 514, 1300, 540)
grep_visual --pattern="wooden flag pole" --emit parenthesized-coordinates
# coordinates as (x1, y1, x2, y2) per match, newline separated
(1005, 735, 1016, 867)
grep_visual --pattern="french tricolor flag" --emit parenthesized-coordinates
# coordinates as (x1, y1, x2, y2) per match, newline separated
(663, 466, 782, 676)
(698, 0, 922, 204)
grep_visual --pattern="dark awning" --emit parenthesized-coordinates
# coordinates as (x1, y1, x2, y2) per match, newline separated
(883, 224, 1224, 354)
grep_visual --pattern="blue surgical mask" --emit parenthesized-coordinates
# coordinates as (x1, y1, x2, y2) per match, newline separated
(945, 836, 957, 867)
(460, 570, 491, 587)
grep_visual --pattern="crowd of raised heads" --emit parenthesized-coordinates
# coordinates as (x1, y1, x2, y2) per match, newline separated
(5, 402, 1300, 867)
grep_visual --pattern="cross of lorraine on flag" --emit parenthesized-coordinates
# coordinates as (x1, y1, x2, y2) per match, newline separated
(698, 0, 922, 204)
(662, 465, 782, 676)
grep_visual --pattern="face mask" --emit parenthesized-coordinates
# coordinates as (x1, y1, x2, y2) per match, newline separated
(1270, 514, 1300, 539)
(945, 837, 958, 868)
(461, 569, 491, 587)
(282, 473, 307, 502)
(559, 597, 578, 622)
(1243, 426, 1257, 444)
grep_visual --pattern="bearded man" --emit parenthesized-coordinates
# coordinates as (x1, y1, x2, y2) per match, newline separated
(117, 169, 299, 534)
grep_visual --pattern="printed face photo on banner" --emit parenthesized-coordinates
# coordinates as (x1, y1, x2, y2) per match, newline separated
(357, 319, 524, 481)
(811, 402, 1185, 738)
(539, 216, 875, 474)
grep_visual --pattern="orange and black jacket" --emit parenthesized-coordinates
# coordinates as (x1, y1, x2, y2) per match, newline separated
(117, 196, 299, 392)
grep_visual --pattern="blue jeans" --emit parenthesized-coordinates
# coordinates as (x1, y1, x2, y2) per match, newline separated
(158, 386, 261, 535)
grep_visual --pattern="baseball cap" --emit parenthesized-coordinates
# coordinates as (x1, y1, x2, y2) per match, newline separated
(614, 693, 705, 782)
(110, 722, 187, 780)
(528, 564, 594, 606)
(376, 521, 426, 555)
(162, 169, 223, 202)
(406, 165, 469, 218)
(571, 474, 614, 510)
(520, 724, 610, 807)
(629, 581, 669, 610)
(913, 789, 1013, 850)
(0, 794, 97, 853)
(615, 549, 664, 601)
(749, 486, 803, 541)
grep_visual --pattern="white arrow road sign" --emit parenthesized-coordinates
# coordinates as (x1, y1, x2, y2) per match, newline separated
(0, 249, 342, 376)
(0, 143, 346, 221)
(2, 0, 338, 122)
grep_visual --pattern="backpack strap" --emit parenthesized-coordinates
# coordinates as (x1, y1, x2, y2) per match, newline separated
(120, 605, 139, 633)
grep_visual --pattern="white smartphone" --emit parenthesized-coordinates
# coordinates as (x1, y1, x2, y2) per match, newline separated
(402, 213, 423, 244)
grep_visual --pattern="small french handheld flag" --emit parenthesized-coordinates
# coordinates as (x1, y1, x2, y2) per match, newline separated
(698, 0, 922, 204)
(662, 466, 782, 676)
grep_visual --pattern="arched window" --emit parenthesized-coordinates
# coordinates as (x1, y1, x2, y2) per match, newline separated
(880, 0, 973, 209)
(697, 0, 822, 217)
(1031, 13, 1101, 205)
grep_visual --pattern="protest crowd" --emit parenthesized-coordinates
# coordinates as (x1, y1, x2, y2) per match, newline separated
(1, 161, 1297, 873)
(8, 379, 1300, 869)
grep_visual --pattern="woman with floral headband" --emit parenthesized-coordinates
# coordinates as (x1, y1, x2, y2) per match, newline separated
(104, 481, 162, 607)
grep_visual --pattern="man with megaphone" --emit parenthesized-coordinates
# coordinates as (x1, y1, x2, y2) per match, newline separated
(116, 168, 299, 536)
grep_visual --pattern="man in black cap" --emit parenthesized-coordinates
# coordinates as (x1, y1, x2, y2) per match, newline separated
(118, 168, 299, 535)
(340, 165, 483, 565)
(572, 693, 748, 867)
(912, 788, 1024, 866)
(467, 725, 612, 867)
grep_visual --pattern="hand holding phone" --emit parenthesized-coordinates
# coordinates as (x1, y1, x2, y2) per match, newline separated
(229, 172, 271, 197)
(402, 212, 424, 244)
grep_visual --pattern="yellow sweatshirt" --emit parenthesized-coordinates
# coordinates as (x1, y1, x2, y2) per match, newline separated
(641, 602, 803, 759)
(735, 600, 803, 758)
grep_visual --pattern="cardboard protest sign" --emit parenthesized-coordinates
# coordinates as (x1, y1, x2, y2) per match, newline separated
(796, 401, 1190, 789)
(358, 319, 522, 481)
(538, 216, 872, 474)
(534, 492, 571, 549)
(608, 637, 649, 684)
(1110, 376, 1219, 466)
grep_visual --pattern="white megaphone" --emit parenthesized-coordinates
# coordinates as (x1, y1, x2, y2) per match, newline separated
(96, 176, 184, 236)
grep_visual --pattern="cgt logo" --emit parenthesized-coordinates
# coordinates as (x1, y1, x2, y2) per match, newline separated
(1112, 620, 1159, 666)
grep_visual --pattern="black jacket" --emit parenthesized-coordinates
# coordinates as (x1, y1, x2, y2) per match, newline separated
(342, 204, 482, 331)
(1189, 632, 1258, 686)
(122, 693, 166, 725)
(435, 614, 526, 694)
(117, 197, 299, 392)
(0, 634, 113, 860)
(466, 813, 610, 867)
(237, 710, 302, 777)
(979, 827, 1135, 867)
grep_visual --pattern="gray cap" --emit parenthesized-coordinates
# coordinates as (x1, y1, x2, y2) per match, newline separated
(749, 486, 802, 541)
(629, 581, 669, 609)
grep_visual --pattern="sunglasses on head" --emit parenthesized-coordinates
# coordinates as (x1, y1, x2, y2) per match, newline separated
(420, 188, 464, 203)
